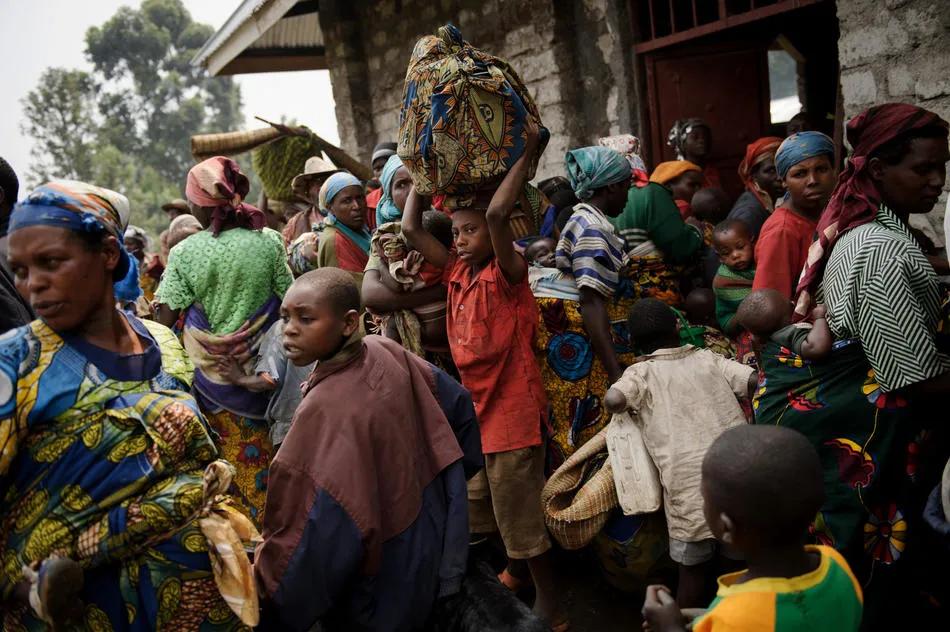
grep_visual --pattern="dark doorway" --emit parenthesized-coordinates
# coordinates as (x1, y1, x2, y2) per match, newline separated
(634, 0, 839, 200)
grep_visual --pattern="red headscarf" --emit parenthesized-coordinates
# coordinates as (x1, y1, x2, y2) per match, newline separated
(793, 103, 948, 318)
(738, 136, 783, 212)
(186, 156, 266, 236)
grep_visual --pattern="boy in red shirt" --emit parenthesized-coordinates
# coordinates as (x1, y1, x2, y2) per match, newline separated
(403, 128, 565, 628)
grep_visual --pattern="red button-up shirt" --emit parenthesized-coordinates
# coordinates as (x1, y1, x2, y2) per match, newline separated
(444, 254, 547, 453)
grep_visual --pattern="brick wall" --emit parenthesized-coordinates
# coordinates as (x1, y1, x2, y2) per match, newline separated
(837, 0, 950, 243)
(318, 0, 639, 181)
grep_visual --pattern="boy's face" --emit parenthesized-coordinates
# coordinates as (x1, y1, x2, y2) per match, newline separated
(525, 238, 556, 267)
(713, 227, 755, 271)
(280, 284, 359, 366)
(451, 209, 493, 266)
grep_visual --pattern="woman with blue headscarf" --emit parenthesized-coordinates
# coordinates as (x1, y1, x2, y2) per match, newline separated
(287, 172, 373, 281)
(1, 180, 257, 629)
(753, 131, 837, 299)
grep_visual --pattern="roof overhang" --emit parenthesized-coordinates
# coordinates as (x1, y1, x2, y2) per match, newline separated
(192, 0, 325, 76)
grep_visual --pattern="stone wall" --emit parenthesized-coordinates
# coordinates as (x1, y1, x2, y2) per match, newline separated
(318, 0, 639, 180)
(837, 0, 950, 242)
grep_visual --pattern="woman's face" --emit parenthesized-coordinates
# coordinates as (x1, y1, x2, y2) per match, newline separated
(870, 137, 949, 215)
(669, 170, 704, 204)
(782, 155, 836, 213)
(7, 226, 119, 332)
(683, 127, 710, 160)
(328, 185, 366, 231)
(124, 236, 146, 261)
(390, 167, 413, 213)
(753, 158, 785, 199)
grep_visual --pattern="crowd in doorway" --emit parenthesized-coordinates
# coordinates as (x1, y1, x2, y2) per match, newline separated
(0, 23, 949, 632)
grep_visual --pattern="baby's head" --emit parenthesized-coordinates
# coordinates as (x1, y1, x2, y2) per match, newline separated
(712, 218, 755, 272)
(736, 288, 792, 343)
(691, 188, 731, 225)
(684, 288, 716, 327)
(702, 425, 823, 554)
(627, 298, 680, 354)
(280, 268, 361, 366)
(524, 237, 557, 268)
(422, 210, 453, 249)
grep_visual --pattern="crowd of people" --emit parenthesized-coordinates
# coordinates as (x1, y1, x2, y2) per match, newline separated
(0, 43, 949, 631)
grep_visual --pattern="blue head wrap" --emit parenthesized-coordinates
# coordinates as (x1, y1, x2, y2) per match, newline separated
(565, 147, 632, 201)
(9, 180, 132, 279)
(375, 154, 406, 228)
(774, 131, 835, 179)
(113, 251, 142, 303)
(320, 172, 363, 212)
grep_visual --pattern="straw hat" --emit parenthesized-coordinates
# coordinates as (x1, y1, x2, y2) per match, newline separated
(161, 198, 189, 214)
(541, 428, 619, 550)
(291, 156, 340, 198)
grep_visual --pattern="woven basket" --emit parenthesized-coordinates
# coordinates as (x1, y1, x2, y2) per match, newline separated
(541, 429, 619, 550)
(191, 128, 283, 161)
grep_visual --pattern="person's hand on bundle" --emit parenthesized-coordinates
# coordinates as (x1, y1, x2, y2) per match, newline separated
(215, 355, 248, 385)
(642, 585, 689, 632)
(810, 304, 827, 320)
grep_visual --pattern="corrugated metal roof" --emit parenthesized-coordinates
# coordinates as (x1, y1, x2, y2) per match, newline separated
(192, 0, 323, 76)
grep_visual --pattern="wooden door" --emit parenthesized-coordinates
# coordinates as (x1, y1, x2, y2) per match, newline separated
(643, 43, 770, 200)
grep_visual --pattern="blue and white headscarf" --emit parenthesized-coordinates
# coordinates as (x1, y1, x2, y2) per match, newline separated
(565, 147, 632, 201)
(774, 131, 835, 179)
(375, 154, 406, 228)
(320, 172, 363, 212)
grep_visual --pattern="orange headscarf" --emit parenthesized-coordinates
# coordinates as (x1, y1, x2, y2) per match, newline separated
(738, 137, 783, 212)
(649, 160, 702, 185)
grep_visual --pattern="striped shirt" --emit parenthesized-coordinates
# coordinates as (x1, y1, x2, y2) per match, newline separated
(556, 203, 628, 298)
(821, 204, 950, 392)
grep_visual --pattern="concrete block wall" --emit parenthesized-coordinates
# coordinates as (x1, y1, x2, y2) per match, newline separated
(318, 0, 639, 181)
(837, 0, 950, 243)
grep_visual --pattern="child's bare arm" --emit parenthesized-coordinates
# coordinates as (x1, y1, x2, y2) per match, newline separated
(216, 356, 277, 393)
(376, 261, 403, 292)
(800, 305, 833, 361)
(604, 387, 627, 414)
(486, 124, 539, 285)
(402, 187, 449, 268)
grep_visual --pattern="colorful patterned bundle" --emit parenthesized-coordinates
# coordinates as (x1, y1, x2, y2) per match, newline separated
(398, 24, 548, 198)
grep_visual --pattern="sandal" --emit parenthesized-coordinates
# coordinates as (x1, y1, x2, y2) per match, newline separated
(497, 568, 532, 592)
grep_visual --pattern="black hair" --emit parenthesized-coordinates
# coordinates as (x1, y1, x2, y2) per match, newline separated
(295, 268, 361, 316)
(538, 176, 572, 200)
(627, 298, 678, 351)
(683, 288, 715, 325)
(869, 124, 949, 165)
(554, 206, 575, 234)
(712, 218, 752, 240)
(548, 188, 579, 212)
(703, 425, 824, 547)
(422, 210, 453, 249)
(735, 288, 789, 337)
(0, 156, 19, 212)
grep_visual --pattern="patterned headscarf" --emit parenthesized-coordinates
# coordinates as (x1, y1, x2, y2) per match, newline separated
(738, 137, 783, 212)
(649, 160, 702, 185)
(667, 118, 709, 160)
(375, 155, 406, 227)
(598, 134, 649, 188)
(794, 104, 949, 318)
(774, 131, 835, 179)
(124, 225, 149, 249)
(565, 146, 632, 201)
(9, 180, 131, 279)
(186, 156, 265, 237)
(320, 172, 363, 212)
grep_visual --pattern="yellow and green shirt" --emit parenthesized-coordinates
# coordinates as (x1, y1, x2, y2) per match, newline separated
(694, 546, 863, 632)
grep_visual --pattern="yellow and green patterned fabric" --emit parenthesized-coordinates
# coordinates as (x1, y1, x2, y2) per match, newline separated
(0, 316, 245, 630)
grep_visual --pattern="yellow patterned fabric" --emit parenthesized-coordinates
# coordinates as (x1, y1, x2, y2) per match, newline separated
(0, 317, 252, 630)
(203, 410, 273, 529)
(534, 296, 637, 470)
(398, 24, 547, 196)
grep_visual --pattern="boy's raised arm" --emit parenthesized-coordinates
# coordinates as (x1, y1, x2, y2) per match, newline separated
(486, 126, 539, 285)
(402, 187, 449, 269)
